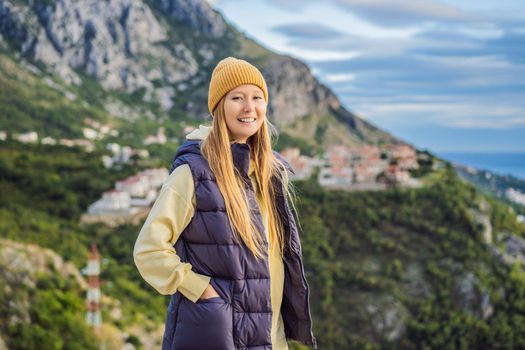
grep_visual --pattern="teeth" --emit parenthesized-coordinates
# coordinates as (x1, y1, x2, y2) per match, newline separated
(238, 118, 255, 122)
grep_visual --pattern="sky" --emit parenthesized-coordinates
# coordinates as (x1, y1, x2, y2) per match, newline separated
(208, 0, 525, 153)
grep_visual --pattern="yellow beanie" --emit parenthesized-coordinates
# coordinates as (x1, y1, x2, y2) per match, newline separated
(208, 57, 269, 115)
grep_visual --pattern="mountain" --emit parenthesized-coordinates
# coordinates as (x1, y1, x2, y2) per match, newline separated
(452, 163, 525, 216)
(2, 140, 525, 349)
(0, 0, 399, 152)
(0, 238, 97, 349)
(2, 1, 525, 350)
(295, 165, 525, 349)
(0, 140, 168, 349)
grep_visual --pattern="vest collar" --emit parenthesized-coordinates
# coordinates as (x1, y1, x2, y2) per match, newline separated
(181, 136, 255, 178)
(230, 142, 252, 177)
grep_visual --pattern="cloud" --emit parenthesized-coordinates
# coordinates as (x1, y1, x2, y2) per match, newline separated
(283, 35, 414, 59)
(333, 0, 471, 26)
(279, 24, 497, 60)
(261, 0, 317, 11)
(213, 0, 525, 151)
(410, 26, 524, 64)
(450, 118, 525, 128)
(353, 99, 525, 129)
(324, 73, 357, 82)
(280, 47, 363, 62)
(272, 22, 345, 38)
(314, 51, 525, 97)
(414, 53, 513, 69)
(252, 0, 470, 26)
(310, 44, 525, 131)
(278, 20, 524, 94)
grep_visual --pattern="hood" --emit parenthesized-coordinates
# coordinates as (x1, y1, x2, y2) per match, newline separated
(186, 124, 211, 141)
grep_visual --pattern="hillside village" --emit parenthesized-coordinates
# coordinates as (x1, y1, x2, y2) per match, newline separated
(282, 143, 425, 191)
(0, 118, 174, 168)
(2, 123, 433, 226)
(16, 121, 525, 234)
(81, 167, 169, 226)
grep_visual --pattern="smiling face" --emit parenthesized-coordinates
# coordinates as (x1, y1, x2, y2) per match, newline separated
(223, 84, 267, 143)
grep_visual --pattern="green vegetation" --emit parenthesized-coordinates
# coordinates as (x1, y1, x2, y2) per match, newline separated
(293, 165, 525, 349)
(0, 141, 133, 265)
(2, 136, 525, 349)
(0, 53, 107, 138)
(274, 131, 316, 157)
(408, 150, 437, 178)
(0, 52, 196, 167)
(0, 141, 168, 348)
(0, 273, 97, 350)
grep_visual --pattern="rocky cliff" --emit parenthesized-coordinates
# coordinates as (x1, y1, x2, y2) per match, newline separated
(0, 0, 398, 149)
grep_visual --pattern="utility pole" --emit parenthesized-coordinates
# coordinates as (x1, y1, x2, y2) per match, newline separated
(85, 243, 102, 333)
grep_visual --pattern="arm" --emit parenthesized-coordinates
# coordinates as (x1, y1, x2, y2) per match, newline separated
(133, 164, 210, 303)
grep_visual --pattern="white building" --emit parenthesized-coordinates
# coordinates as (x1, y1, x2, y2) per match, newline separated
(380, 164, 410, 184)
(106, 143, 132, 163)
(291, 158, 316, 181)
(135, 149, 150, 159)
(83, 128, 98, 140)
(101, 155, 114, 169)
(88, 190, 131, 214)
(86, 167, 169, 218)
(59, 139, 75, 147)
(74, 139, 95, 152)
(143, 127, 167, 145)
(58, 139, 94, 152)
(41, 136, 57, 145)
(84, 118, 118, 138)
(280, 147, 319, 181)
(116, 175, 150, 198)
(318, 163, 353, 187)
(17, 131, 38, 143)
(130, 189, 158, 207)
(184, 125, 196, 134)
(140, 168, 169, 188)
(506, 188, 525, 206)
(99, 125, 111, 135)
(120, 146, 133, 162)
(388, 144, 419, 170)
(107, 143, 121, 154)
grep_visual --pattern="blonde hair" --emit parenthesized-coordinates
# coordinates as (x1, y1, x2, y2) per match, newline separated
(200, 98, 296, 260)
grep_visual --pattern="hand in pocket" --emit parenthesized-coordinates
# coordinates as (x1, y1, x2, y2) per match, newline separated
(199, 282, 220, 300)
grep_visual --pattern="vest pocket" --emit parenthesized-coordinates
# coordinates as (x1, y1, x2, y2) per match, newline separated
(172, 296, 234, 350)
(197, 296, 223, 303)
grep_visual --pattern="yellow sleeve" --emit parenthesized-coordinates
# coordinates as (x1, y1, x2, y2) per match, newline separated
(133, 164, 210, 303)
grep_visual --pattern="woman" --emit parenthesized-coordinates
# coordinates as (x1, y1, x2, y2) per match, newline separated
(134, 57, 317, 350)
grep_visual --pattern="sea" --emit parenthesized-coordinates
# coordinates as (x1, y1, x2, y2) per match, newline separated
(436, 152, 525, 181)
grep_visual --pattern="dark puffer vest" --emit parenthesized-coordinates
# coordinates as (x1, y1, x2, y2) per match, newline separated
(162, 140, 317, 350)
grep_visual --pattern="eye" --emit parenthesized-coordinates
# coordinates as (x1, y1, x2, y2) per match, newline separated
(254, 96, 263, 100)
(232, 96, 242, 100)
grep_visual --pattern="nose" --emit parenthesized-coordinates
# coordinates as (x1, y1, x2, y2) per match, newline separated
(243, 99, 255, 112)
